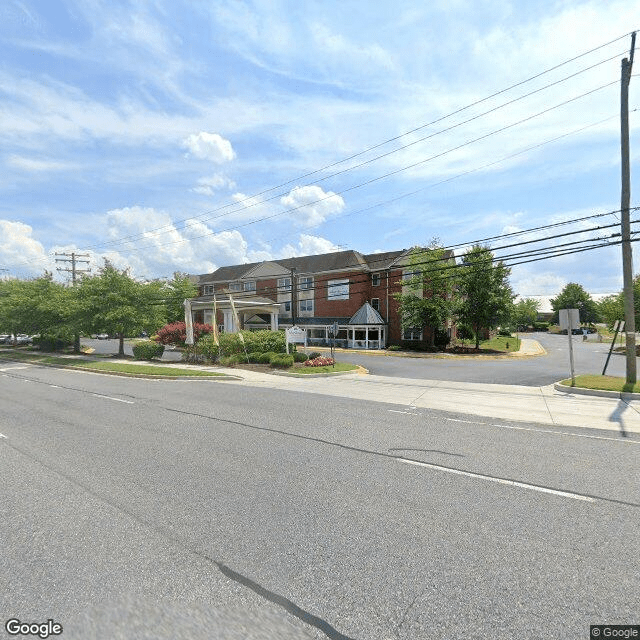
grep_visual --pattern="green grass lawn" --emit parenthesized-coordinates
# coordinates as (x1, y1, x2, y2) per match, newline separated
(559, 374, 640, 393)
(0, 351, 224, 377)
(478, 336, 521, 352)
(292, 362, 359, 374)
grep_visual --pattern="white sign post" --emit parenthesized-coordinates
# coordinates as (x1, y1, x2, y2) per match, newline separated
(285, 326, 307, 354)
(559, 308, 580, 386)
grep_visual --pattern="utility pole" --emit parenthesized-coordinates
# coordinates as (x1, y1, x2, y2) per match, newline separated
(55, 252, 91, 284)
(620, 32, 636, 384)
(290, 267, 297, 326)
(55, 252, 91, 353)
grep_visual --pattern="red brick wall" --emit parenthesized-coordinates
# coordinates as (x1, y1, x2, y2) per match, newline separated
(314, 270, 371, 317)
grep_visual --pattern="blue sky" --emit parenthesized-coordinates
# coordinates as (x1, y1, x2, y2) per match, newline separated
(0, 0, 638, 297)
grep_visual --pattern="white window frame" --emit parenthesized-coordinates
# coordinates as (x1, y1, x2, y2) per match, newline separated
(372, 273, 381, 287)
(403, 328, 422, 341)
(203, 284, 215, 295)
(371, 298, 380, 311)
(277, 277, 291, 292)
(228, 281, 242, 292)
(243, 281, 256, 292)
(300, 299, 313, 313)
(327, 278, 349, 300)
(300, 276, 313, 290)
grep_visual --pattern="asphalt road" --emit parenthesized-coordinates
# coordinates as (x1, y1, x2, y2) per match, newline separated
(324, 332, 629, 385)
(1, 362, 638, 639)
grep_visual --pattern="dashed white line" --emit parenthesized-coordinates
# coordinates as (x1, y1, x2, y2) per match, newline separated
(446, 418, 484, 424)
(389, 409, 422, 415)
(490, 422, 640, 444)
(399, 459, 595, 502)
(0, 433, 6, 439)
(91, 393, 134, 404)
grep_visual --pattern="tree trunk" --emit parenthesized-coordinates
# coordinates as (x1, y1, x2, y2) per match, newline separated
(118, 333, 125, 356)
(475, 325, 480, 350)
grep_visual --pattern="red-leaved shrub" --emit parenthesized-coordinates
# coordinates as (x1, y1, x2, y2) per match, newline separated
(155, 322, 213, 345)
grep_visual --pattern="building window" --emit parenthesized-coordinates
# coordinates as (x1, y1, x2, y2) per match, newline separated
(243, 281, 256, 292)
(300, 276, 313, 290)
(277, 277, 291, 292)
(300, 299, 313, 313)
(371, 298, 380, 311)
(283, 301, 291, 313)
(372, 273, 381, 287)
(202, 284, 214, 295)
(327, 278, 349, 300)
(403, 328, 422, 341)
(228, 281, 241, 292)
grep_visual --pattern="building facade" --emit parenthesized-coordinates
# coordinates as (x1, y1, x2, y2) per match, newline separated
(189, 248, 456, 349)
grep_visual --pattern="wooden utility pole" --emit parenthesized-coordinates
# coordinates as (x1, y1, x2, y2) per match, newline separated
(621, 32, 636, 384)
(55, 252, 91, 353)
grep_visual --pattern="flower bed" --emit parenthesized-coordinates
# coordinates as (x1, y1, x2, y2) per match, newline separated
(304, 356, 335, 367)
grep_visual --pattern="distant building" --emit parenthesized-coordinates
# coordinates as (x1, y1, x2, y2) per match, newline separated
(188, 248, 456, 349)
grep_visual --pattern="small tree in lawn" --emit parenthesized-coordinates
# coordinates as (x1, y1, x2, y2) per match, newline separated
(75, 261, 166, 356)
(512, 298, 540, 330)
(457, 245, 514, 349)
(550, 283, 599, 324)
(395, 242, 458, 347)
(162, 272, 198, 323)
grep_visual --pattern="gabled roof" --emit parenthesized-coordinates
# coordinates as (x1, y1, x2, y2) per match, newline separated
(348, 303, 385, 325)
(362, 250, 406, 271)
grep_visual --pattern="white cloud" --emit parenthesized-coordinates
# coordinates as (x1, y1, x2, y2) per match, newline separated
(191, 173, 236, 196)
(280, 185, 345, 228)
(0, 220, 50, 276)
(183, 132, 235, 163)
(276, 234, 342, 258)
(7, 155, 78, 172)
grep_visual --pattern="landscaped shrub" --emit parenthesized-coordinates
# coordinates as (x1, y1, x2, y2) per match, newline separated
(293, 351, 308, 362)
(247, 352, 262, 363)
(434, 329, 450, 349)
(456, 325, 473, 341)
(34, 331, 74, 352)
(387, 344, 402, 351)
(308, 351, 321, 359)
(269, 354, 294, 368)
(532, 322, 549, 331)
(197, 333, 221, 361)
(155, 321, 213, 346)
(498, 328, 512, 337)
(132, 341, 165, 360)
(242, 330, 286, 354)
(304, 356, 335, 367)
(256, 351, 276, 364)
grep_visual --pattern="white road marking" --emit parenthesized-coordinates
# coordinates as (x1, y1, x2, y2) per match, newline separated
(389, 409, 422, 415)
(490, 423, 640, 444)
(446, 418, 484, 424)
(91, 393, 134, 404)
(0, 433, 6, 439)
(399, 459, 595, 502)
(0, 365, 31, 371)
(49, 385, 60, 388)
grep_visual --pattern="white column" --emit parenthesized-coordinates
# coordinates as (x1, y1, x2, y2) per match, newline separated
(270, 313, 279, 330)
(365, 326, 369, 349)
(223, 310, 234, 332)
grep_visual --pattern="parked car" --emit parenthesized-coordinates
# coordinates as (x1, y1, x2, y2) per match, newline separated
(96, 333, 110, 340)
(15, 334, 33, 344)
(0, 334, 11, 344)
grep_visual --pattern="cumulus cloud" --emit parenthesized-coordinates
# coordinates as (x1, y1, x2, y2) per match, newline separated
(0, 220, 50, 276)
(191, 173, 236, 196)
(183, 132, 235, 163)
(280, 185, 345, 227)
(276, 234, 342, 258)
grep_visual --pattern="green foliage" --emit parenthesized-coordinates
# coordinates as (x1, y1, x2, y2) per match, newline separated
(256, 352, 276, 364)
(550, 283, 599, 324)
(394, 243, 459, 346)
(387, 345, 402, 351)
(433, 328, 450, 349)
(293, 351, 309, 362)
(456, 245, 514, 349)
(74, 261, 166, 355)
(511, 298, 540, 328)
(532, 321, 549, 331)
(456, 325, 474, 341)
(247, 352, 262, 363)
(216, 332, 245, 356)
(498, 328, 512, 336)
(597, 293, 624, 328)
(308, 351, 322, 359)
(197, 333, 221, 361)
(162, 272, 198, 323)
(132, 341, 165, 360)
(269, 354, 294, 368)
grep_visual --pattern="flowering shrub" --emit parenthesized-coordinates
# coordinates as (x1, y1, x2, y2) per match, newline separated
(304, 356, 335, 367)
(155, 321, 213, 345)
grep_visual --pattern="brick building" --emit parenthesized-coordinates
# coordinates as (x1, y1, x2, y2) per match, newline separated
(189, 247, 456, 349)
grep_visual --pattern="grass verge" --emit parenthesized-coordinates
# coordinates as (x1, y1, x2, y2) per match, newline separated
(559, 374, 640, 393)
(478, 336, 521, 353)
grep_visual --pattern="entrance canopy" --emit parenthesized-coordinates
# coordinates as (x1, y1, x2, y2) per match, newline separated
(189, 295, 282, 332)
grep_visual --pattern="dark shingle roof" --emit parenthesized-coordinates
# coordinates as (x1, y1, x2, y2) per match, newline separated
(348, 303, 385, 325)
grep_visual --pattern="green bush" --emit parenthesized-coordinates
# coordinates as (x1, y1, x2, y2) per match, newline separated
(456, 325, 473, 341)
(197, 333, 221, 361)
(247, 352, 262, 363)
(219, 354, 246, 366)
(387, 344, 402, 351)
(132, 341, 165, 360)
(34, 332, 74, 352)
(498, 328, 512, 337)
(293, 351, 308, 362)
(308, 351, 321, 359)
(434, 329, 450, 349)
(532, 321, 549, 331)
(269, 354, 294, 368)
(256, 351, 276, 364)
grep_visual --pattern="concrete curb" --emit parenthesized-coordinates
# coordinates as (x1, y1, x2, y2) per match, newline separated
(553, 381, 640, 401)
(269, 365, 368, 378)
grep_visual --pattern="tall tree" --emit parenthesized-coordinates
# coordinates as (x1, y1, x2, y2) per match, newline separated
(163, 272, 198, 323)
(550, 283, 599, 324)
(456, 245, 514, 349)
(75, 261, 165, 356)
(512, 298, 540, 329)
(395, 243, 458, 346)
